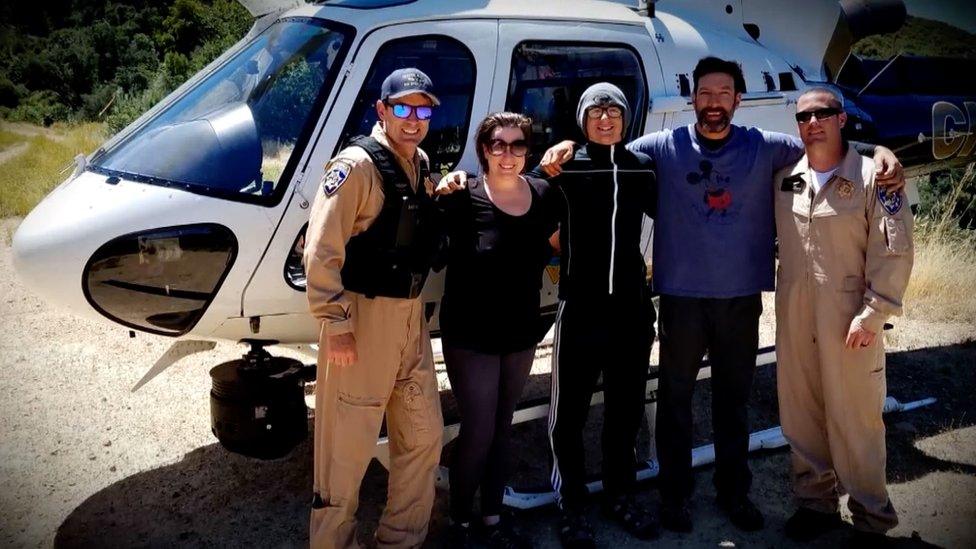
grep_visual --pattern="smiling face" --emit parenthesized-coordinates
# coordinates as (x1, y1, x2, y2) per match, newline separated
(483, 126, 527, 177)
(796, 91, 847, 150)
(584, 105, 624, 145)
(376, 92, 432, 158)
(693, 72, 741, 137)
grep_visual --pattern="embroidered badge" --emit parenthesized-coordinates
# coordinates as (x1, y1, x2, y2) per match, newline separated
(836, 180, 855, 199)
(322, 162, 350, 196)
(877, 187, 903, 215)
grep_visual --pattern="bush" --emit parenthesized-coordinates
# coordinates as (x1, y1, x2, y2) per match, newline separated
(918, 166, 976, 230)
(6, 90, 72, 126)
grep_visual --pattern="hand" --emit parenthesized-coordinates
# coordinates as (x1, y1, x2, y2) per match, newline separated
(435, 171, 467, 196)
(540, 140, 576, 177)
(873, 146, 905, 193)
(327, 332, 357, 366)
(845, 322, 876, 349)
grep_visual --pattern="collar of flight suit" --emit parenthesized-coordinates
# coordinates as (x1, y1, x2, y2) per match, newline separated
(370, 122, 423, 192)
(790, 145, 868, 218)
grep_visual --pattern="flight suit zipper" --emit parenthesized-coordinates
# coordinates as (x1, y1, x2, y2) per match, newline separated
(609, 144, 619, 295)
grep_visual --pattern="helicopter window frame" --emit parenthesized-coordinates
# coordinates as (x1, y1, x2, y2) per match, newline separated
(504, 39, 650, 166)
(89, 17, 357, 209)
(333, 33, 478, 175)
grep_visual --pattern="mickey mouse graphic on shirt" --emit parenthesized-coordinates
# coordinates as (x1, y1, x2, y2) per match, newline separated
(685, 159, 741, 223)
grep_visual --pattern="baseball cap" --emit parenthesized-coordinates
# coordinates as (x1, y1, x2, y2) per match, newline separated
(380, 68, 441, 106)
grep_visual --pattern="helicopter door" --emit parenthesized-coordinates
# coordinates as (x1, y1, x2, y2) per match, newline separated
(236, 20, 497, 343)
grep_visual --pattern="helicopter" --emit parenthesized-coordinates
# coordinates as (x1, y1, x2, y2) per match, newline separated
(10, 0, 974, 492)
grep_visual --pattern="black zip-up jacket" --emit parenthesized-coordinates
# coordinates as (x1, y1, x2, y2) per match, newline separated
(532, 142, 656, 301)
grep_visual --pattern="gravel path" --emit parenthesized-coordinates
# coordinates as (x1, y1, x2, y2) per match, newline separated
(1, 218, 974, 548)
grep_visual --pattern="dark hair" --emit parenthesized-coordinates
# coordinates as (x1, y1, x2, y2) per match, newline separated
(798, 86, 843, 109)
(693, 56, 746, 95)
(474, 112, 533, 173)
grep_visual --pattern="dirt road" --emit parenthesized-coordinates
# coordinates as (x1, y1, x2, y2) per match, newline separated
(1, 218, 974, 548)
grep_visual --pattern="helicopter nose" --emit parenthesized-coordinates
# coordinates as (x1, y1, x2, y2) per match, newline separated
(13, 171, 238, 335)
(12, 174, 107, 319)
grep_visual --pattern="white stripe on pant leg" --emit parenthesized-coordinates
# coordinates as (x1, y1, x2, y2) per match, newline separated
(548, 300, 566, 503)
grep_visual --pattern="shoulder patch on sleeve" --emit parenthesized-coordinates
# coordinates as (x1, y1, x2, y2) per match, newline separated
(322, 161, 351, 196)
(877, 186, 903, 215)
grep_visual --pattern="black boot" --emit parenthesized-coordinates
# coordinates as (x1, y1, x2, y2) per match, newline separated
(660, 498, 693, 533)
(716, 494, 765, 532)
(784, 507, 843, 542)
(481, 519, 533, 549)
(557, 509, 596, 549)
(603, 495, 660, 540)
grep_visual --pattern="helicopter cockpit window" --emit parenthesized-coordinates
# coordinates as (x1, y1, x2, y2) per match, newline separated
(336, 35, 476, 175)
(91, 18, 354, 206)
(505, 42, 647, 167)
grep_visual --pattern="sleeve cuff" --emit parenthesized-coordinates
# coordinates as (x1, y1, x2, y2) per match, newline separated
(325, 318, 353, 336)
(853, 305, 887, 334)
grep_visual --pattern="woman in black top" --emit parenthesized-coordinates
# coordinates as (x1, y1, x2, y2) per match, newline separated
(435, 112, 557, 548)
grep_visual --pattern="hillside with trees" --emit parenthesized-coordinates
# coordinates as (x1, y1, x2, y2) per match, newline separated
(2, 2, 974, 130)
(0, 0, 249, 130)
(853, 14, 976, 60)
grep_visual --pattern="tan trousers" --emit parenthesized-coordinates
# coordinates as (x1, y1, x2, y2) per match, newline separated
(310, 292, 443, 549)
(776, 280, 898, 533)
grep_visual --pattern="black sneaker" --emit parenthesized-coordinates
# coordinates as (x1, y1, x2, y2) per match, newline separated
(446, 522, 474, 548)
(716, 494, 765, 532)
(603, 495, 660, 540)
(660, 499, 693, 533)
(847, 529, 890, 549)
(481, 519, 533, 549)
(557, 509, 596, 549)
(784, 507, 843, 542)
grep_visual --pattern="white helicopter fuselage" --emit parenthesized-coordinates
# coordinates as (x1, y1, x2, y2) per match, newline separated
(12, 0, 878, 346)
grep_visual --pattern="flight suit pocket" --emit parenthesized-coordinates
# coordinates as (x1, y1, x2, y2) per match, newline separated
(838, 276, 865, 316)
(884, 218, 910, 254)
(330, 392, 385, 502)
(390, 380, 437, 451)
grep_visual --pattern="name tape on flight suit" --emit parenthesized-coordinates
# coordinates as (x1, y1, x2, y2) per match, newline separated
(780, 174, 805, 193)
(323, 161, 351, 196)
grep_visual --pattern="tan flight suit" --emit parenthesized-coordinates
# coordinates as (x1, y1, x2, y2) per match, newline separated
(304, 123, 442, 549)
(774, 147, 913, 533)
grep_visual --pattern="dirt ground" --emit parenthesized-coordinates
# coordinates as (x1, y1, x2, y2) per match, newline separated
(1, 216, 974, 548)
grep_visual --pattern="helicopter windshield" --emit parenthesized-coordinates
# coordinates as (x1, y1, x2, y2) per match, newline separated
(91, 17, 353, 205)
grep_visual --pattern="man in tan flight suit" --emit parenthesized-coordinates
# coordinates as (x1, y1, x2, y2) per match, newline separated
(303, 68, 444, 549)
(774, 87, 913, 545)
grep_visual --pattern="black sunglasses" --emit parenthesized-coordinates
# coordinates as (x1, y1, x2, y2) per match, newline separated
(795, 107, 842, 124)
(487, 139, 529, 157)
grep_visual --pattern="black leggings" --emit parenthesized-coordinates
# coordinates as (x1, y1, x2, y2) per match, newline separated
(443, 345, 536, 523)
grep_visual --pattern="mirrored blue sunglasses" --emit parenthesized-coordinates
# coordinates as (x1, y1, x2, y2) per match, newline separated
(389, 103, 434, 121)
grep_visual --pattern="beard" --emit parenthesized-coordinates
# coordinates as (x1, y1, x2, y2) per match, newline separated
(696, 107, 732, 133)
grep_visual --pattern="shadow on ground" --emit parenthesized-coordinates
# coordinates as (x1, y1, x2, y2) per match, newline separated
(54, 341, 975, 548)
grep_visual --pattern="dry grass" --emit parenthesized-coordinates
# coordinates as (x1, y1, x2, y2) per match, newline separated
(904, 163, 976, 324)
(0, 130, 24, 151)
(0, 123, 107, 217)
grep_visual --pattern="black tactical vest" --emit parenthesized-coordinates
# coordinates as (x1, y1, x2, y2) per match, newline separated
(340, 136, 439, 299)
